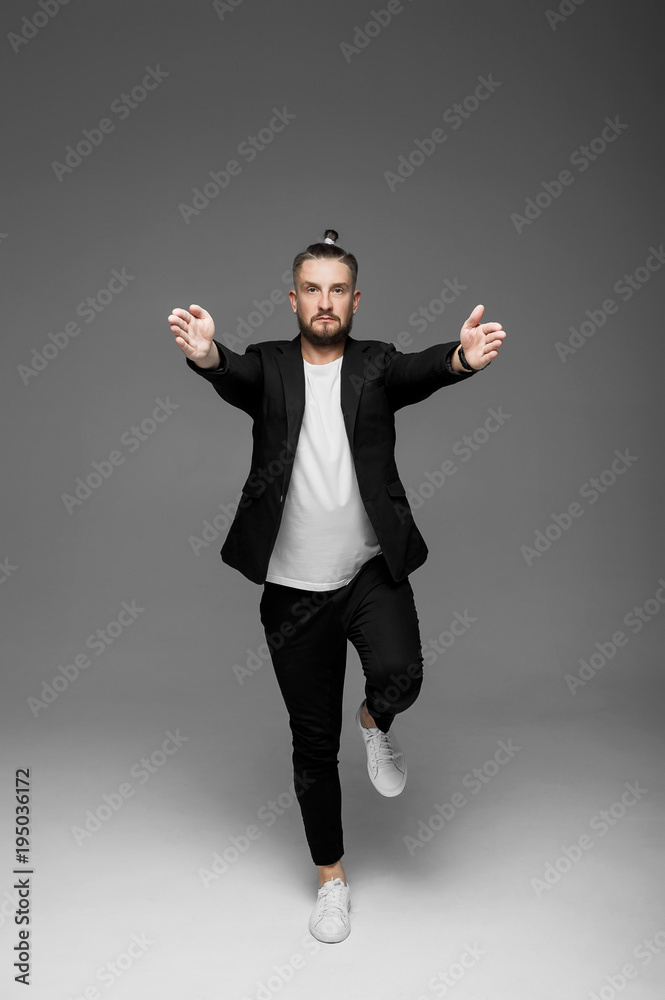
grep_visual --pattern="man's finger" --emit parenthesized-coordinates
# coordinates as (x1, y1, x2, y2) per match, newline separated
(465, 303, 484, 324)
(169, 310, 187, 331)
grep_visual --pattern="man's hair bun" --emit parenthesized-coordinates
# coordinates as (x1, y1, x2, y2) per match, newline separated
(292, 229, 358, 289)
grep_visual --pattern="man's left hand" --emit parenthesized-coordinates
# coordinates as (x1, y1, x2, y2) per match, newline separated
(457, 304, 506, 370)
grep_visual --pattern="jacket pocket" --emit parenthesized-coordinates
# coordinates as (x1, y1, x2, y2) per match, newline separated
(240, 477, 266, 500)
(385, 477, 407, 497)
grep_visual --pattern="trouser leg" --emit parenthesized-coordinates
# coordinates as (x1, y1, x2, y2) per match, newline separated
(259, 583, 347, 866)
(337, 556, 424, 733)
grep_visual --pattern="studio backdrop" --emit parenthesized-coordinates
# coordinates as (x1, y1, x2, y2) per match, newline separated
(1, 1, 663, 998)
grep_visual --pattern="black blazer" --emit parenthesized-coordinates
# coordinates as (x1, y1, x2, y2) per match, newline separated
(186, 332, 476, 585)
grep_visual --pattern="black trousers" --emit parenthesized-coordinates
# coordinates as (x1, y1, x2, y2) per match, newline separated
(258, 552, 424, 866)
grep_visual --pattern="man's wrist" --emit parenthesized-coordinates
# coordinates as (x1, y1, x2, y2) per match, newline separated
(195, 342, 221, 370)
(450, 343, 475, 374)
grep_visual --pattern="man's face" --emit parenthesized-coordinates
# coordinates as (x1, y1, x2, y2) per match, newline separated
(289, 258, 361, 347)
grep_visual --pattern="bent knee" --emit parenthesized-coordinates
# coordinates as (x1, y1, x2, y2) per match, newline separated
(374, 661, 423, 714)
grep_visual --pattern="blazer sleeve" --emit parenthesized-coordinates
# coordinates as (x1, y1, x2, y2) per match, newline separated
(185, 339, 263, 417)
(384, 341, 477, 411)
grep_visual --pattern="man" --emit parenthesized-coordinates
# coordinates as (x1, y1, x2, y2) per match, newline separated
(167, 230, 505, 943)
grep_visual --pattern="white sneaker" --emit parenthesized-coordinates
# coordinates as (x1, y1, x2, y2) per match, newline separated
(356, 699, 407, 796)
(308, 877, 351, 943)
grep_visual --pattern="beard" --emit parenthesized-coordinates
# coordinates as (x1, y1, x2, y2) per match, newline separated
(297, 308, 354, 347)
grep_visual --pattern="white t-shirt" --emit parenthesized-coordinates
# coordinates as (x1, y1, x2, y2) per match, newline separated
(264, 354, 382, 590)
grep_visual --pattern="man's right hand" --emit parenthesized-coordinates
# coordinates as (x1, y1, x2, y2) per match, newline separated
(168, 304, 220, 368)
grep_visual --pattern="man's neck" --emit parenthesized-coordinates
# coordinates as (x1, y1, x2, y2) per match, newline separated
(300, 335, 347, 366)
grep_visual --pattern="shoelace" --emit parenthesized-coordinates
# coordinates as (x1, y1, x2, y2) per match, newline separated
(317, 878, 348, 917)
(365, 729, 398, 768)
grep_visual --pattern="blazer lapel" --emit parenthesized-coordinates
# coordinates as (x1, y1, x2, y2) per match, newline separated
(275, 332, 369, 455)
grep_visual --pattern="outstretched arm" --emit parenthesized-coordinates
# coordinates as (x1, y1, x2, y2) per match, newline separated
(383, 303, 506, 410)
(168, 303, 263, 416)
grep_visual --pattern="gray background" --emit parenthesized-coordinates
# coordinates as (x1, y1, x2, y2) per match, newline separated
(1, 0, 663, 997)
